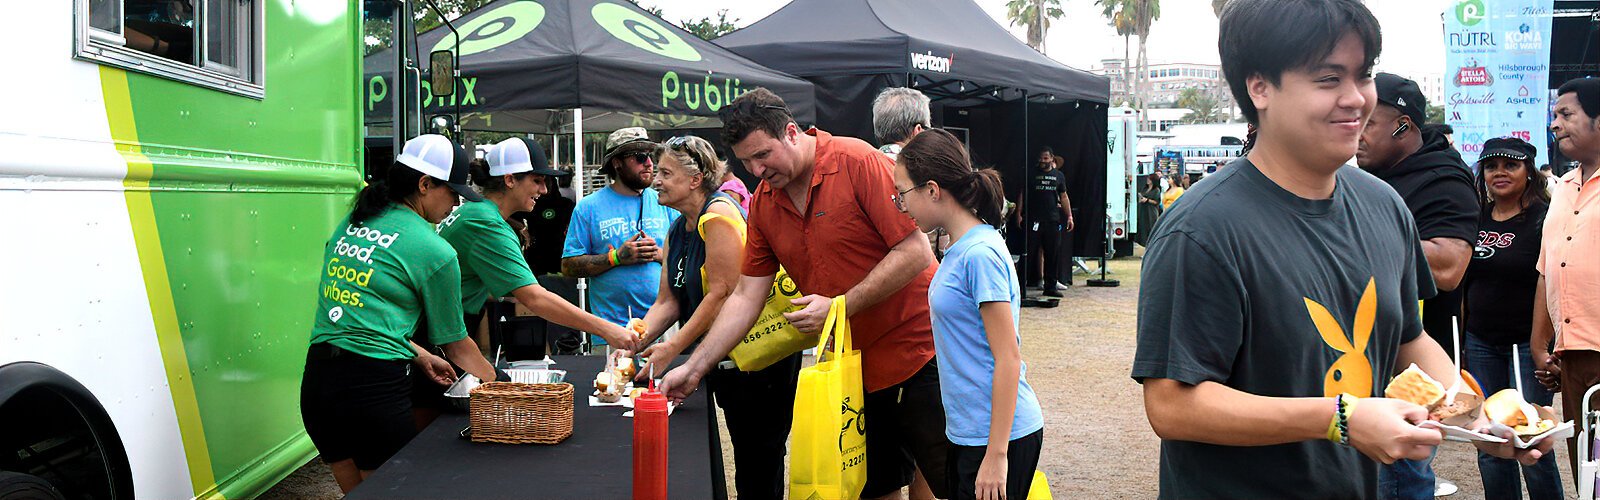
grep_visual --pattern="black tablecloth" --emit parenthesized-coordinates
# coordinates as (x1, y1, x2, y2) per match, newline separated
(348, 355, 726, 499)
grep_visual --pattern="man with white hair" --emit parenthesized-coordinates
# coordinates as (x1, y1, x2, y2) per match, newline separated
(873, 87, 932, 159)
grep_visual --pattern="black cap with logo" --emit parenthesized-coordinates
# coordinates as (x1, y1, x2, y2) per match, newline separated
(1375, 72, 1429, 126)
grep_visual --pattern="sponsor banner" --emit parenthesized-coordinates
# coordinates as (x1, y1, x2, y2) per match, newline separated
(1443, 0, 1553, 165)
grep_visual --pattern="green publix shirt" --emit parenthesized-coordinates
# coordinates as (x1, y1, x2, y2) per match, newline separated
(435, 199, 538, 314)
(309, 205, 469, 360)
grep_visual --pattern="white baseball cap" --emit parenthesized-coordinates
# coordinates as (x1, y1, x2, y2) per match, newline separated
(488, 137, 570, 177)
(395, 134, 482, 202)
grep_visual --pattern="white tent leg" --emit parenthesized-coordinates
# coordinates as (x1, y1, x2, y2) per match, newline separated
(573, 108, 590, 354)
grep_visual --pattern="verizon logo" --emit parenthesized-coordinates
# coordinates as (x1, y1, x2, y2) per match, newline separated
(910, 51, 953, 73)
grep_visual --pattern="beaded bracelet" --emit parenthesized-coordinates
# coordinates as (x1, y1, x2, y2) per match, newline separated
(1337, 393, 1358, 446)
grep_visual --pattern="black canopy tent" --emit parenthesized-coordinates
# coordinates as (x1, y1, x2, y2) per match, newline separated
(362, 0, 817, 135)
(715, 0, 1113, 264)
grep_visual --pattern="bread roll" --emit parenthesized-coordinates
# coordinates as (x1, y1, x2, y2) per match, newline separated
(1385, 364, 1445, 409)
(1483, 389, 1532, 427)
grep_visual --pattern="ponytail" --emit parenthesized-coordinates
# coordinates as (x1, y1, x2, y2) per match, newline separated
(351, 161, 428, 224)
(964, 168, 1007, 228)
(899, 128, 1008, 228)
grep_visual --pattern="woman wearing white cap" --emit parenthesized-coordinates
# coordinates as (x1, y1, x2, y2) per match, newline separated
(300, 134, 498, 492)
(435, 137, 640, 363)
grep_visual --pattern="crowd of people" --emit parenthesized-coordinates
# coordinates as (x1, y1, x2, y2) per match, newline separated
(290, 0, 1600, 497)
(298, 75, 1050, 497)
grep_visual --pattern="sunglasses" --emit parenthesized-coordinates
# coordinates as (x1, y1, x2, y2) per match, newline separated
(626, 153, 653, 164)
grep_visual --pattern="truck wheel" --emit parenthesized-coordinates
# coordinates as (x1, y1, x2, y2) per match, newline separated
(0, 472, 65, 500)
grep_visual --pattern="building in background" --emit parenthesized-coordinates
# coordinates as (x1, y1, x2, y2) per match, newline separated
(1092, 60, 1238, 131)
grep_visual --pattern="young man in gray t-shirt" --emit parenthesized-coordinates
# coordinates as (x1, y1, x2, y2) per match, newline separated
(1131, 1, 1551, 498)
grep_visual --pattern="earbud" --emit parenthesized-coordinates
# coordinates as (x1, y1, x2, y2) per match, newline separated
(1391, 121, 1410, 138)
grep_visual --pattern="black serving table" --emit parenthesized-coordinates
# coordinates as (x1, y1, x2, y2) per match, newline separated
(348, 355, 725, 499)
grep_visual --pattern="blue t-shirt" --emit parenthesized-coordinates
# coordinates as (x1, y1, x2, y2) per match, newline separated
(928, 224, 1043, 446)
(563, 187, 679, 341)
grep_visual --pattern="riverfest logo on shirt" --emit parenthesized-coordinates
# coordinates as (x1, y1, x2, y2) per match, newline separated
(322, 223, 402, 314)
(1306, 278, 1378, 398)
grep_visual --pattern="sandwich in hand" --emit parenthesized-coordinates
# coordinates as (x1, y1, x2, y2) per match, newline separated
(1483, 389, 1556, 437)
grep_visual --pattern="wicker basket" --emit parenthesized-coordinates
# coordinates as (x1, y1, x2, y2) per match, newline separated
(468, 382, 574, 444)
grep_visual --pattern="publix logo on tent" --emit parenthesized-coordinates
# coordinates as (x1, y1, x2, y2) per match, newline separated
(432, 1, 546, 56)
(1455, 0, 1485, 26)
(661, 70, 749, 111)
(593, 2, 701, 62)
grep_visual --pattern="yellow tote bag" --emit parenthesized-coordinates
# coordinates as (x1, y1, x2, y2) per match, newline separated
(789, 296, 867, 500)
(1027, 471, 1053, 499)
(696, 211, 814, 371)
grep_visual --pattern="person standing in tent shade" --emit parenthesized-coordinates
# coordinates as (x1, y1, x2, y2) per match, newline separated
(659, 88, 954, 500)
(561, 128, 679, 348)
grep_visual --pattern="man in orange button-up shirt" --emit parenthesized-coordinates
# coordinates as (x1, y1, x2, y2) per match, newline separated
(660, 88, 952, 500)
(1531, 78, 1600, 487)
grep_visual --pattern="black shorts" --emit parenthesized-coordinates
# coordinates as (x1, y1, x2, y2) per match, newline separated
(861, 358, 953, 499)
(410, 310, 483, 410)
(946, 429, 1044, 500)
(300, 343, 417, 470)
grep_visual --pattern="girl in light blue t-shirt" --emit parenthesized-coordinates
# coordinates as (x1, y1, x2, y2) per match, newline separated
(891, 129, 1044, 500)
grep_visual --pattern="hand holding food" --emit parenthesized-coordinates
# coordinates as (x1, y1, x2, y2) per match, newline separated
(1384, 364, 1481, 424)
(1346, 397, 1442, 464)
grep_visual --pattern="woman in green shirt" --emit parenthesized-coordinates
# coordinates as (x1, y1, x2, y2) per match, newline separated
(301, 134, 498, 492)
(425, 138, 638, 386)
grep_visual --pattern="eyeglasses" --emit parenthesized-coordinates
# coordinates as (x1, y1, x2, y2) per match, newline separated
(892, 182, 930, 212)
(627, 153, 653, 164)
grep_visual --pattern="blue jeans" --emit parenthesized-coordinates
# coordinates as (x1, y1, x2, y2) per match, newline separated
(1465, 333, 1563, 500)
(1379, 448, 1436, 500)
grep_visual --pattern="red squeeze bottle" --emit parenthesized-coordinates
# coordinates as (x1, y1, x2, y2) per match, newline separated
(633, 386, 669, 500)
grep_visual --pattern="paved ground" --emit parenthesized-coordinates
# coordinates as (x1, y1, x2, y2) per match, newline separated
(263, 253, 1583, 499)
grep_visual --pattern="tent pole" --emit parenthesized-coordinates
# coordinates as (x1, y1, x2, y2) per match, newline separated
(574, 107, 590, 354)
(1019, 89, 1046, 306)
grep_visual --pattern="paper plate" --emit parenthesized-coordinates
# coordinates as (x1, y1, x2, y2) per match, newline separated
(1418, 420, 1506, 443)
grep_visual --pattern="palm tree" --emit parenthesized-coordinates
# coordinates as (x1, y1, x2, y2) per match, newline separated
(1177, 88, 1223, 124)
(1098, 0, 1160, 130)
(1006, 0, 1066, 53)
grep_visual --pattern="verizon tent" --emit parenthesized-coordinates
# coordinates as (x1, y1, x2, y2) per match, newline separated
(363, 0, 816, 135)
(716, 0, 1112, 263)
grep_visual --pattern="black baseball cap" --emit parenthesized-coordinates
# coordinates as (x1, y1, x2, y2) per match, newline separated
(1479, 137, 1536, 163)
(1375, 73, 1428, 126)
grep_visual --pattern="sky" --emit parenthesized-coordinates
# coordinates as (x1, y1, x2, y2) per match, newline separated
(651, 0, 1452, 83)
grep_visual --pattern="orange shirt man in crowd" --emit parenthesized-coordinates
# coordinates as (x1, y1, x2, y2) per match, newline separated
(1532, 77, 1600, 488)
(660, 88, 953, 500)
